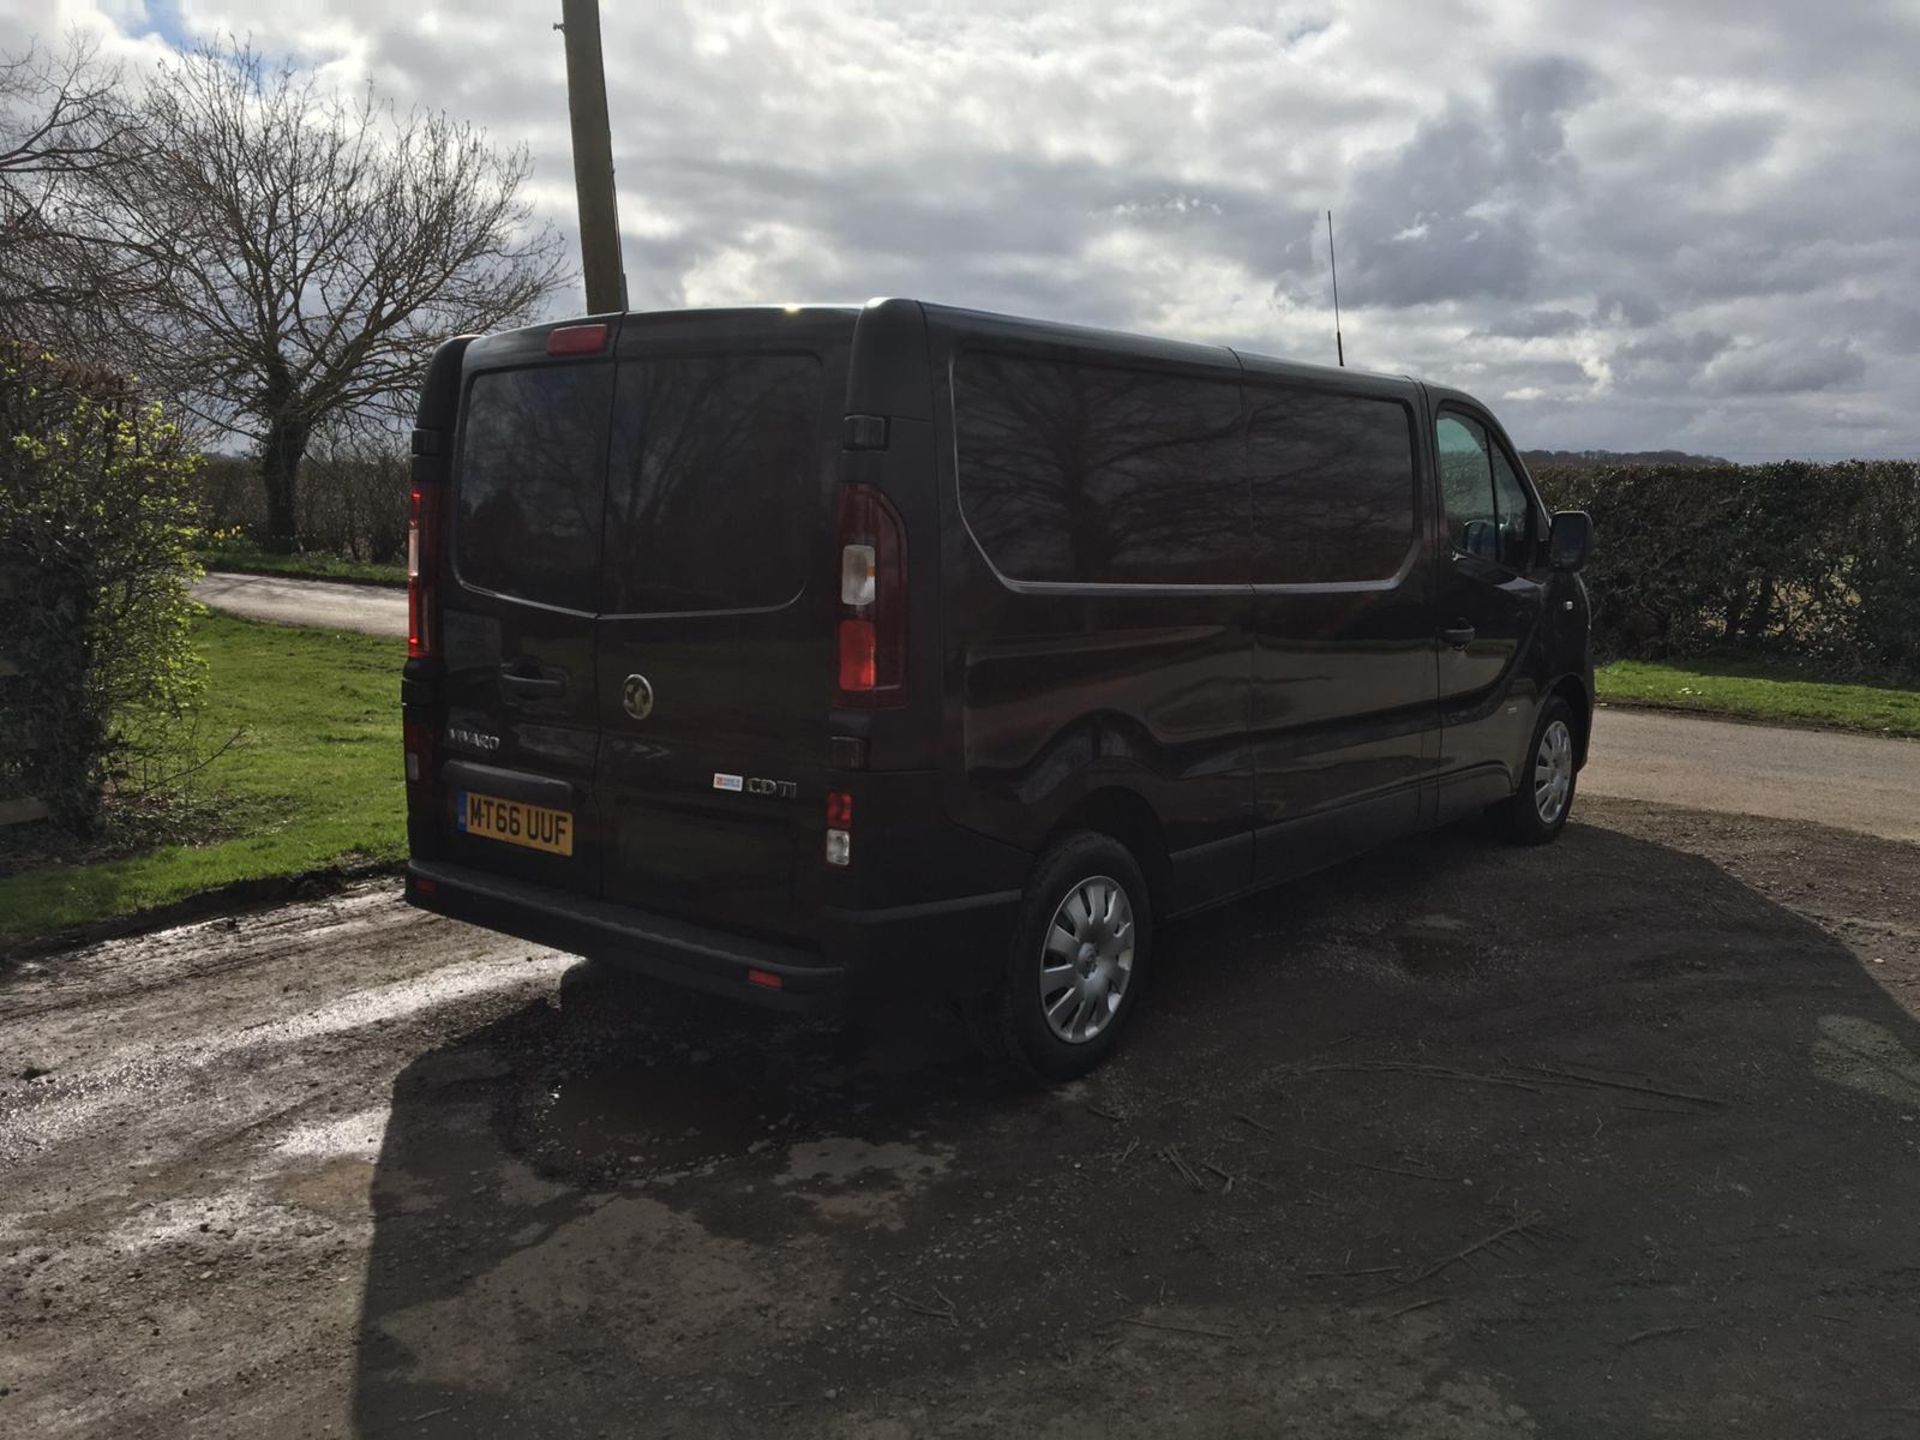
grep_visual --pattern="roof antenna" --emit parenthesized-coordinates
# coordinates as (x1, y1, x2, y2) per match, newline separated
(1327, 209, 1345, 367)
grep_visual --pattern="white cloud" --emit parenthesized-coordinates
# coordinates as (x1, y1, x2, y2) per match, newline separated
(3, 0, 1917, 457)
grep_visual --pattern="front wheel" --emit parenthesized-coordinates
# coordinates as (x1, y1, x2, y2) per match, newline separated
(971, 832, 1153, 1084)
(1493, 697, 1579, 844)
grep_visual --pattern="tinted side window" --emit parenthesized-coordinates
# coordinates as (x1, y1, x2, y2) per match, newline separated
(1246, 385, 1417, 584)
(456, 364, 614, 612)
(1436, 413, 1497, 563)
(603, 354, 822, 614)
(954, 353, 1246, 585)
(1490, 444, 1538, 571)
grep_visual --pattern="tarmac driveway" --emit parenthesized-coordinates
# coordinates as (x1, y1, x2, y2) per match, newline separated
(4, 793, 1918, 1437)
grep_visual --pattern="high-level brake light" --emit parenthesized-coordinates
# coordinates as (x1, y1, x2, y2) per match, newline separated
(545, 323, 608, 356)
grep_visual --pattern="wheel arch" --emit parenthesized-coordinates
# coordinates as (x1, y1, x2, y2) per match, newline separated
(1548, 673, 1594, 768)
(1040, 786, 1171, 918)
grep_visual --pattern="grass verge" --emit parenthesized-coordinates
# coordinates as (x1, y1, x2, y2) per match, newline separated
(0, 613, 404, 945)
(1596, 658, 1920, 737)
(196, 536, 406, 587)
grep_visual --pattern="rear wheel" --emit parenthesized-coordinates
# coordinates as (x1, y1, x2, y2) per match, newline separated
(1493, 696, 1579, 844)
(972, 832, 1152, 1084)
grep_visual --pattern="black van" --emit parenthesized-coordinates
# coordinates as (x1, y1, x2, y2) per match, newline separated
(402, 299, 1593, 1080)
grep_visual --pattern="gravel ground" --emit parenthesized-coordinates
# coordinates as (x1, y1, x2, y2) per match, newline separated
(3, 794, 1918, 1438)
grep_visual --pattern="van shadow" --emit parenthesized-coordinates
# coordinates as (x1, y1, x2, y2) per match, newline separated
(351, 809, 1920, 1439)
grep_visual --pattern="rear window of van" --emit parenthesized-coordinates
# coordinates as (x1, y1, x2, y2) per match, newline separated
(454, 354, 822, 616)
(455, 363, 613, 612)
(602, 354, 821, 615)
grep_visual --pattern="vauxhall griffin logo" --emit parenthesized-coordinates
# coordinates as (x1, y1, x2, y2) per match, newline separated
(622, 673, 654, 721)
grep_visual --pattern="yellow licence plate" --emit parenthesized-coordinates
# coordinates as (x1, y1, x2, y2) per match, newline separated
(457, 791, 575, 857)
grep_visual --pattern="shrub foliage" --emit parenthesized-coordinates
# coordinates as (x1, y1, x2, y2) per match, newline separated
(1534, 460, 1920, 681)
(0, 342, 204, 834)
(197, 435, 409, 565)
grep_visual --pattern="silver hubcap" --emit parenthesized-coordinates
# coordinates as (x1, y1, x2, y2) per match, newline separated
(1534, 718, 1574, 825)
(1038, 876, 1135, 1044)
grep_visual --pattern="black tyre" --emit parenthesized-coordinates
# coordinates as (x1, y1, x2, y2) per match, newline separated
(1493, 696, 1579, 844)
(971, 832, 1153, 1084)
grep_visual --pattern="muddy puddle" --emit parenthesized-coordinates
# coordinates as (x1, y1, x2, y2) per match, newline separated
(535, 1056, 796, 1171)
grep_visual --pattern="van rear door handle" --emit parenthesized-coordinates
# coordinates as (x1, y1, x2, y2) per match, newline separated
(499, 665, 565, 699)
(1440, 624, 1476, 649)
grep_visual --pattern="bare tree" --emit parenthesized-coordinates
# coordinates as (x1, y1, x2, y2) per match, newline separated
(95, 40, 568, 552)
(0, 35, 146, 352)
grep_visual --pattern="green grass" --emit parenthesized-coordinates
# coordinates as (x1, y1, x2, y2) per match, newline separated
(0, 613, 405, 942)
(1597, 658, 1920, 737)
(196, 536, 406, 587)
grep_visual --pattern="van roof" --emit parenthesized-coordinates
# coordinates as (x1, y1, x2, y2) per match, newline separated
(913, 299, 1415, 391)
(496, 298, 1422, 394)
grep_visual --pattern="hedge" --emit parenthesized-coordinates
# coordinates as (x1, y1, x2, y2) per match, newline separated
(0, 342, 203, 834)
(1533, 460, 1920, 681)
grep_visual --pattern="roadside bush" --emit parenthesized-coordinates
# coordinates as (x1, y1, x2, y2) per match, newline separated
(0, 342, 204, 835)
(1534, 460, 1920, 681)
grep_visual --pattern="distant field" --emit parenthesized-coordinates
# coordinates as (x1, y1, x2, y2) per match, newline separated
(1597, 658, 1920, 737)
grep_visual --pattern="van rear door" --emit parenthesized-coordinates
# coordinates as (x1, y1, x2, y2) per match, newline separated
(437, 332, 615, 896)
(593, 312, 850, 940)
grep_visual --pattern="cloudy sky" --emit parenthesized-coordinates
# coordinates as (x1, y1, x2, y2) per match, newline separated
(9, 0, 1919, 458)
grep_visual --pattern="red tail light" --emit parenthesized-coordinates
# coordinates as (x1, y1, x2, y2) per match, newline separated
(837, 619, 875, 691)
(834, 484, 905, 706)
(407, 484, 445, 659)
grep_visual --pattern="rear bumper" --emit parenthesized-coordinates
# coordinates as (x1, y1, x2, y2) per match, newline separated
(404, 860, 1019, 1013)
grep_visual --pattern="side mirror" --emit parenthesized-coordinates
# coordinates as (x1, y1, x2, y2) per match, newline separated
(1549, 510, 1593, 572)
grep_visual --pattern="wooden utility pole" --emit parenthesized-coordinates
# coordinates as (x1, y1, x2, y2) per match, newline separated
(559, 0, 626, 314)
